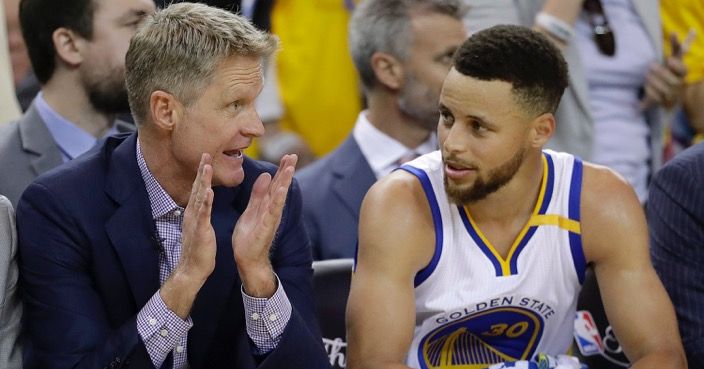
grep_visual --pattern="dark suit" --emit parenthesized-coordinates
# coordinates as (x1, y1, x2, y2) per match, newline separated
(16, 133, 329, 369)
(648, 142, 704, 368)
(296, 136, 376, 260)
(0, 103, 133, 207)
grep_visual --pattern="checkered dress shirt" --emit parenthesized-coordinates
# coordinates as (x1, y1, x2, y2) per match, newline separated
(134, 141, 291, 368)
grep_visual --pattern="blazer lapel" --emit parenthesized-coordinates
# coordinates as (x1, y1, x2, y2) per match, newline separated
(330, 136, 376, 218)
(18, 104, 63, 176)
(633, 0, 662, 58)
(104, 134, 160, 308)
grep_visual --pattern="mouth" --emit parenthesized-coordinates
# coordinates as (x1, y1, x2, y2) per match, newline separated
(444, 161, 477, 179)
(223, 149, 244, 159)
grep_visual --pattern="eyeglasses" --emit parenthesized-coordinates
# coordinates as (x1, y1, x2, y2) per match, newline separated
(583, 0, 615, 56)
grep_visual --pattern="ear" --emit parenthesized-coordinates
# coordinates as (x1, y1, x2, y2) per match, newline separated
(52, 28, 84, 68)
(528, 112, 555, 148)
(149, 90, 182, 132)
(370, 51, 404, 90)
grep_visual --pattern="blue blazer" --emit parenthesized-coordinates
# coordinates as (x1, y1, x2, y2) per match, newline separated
(16, 133, 330, 369)
(296, 136, 376, 260)
(648, 142, 704, 368)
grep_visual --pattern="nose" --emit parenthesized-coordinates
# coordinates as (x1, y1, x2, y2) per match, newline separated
(242, 106, 265, 138)
(441, 123, 469, 157)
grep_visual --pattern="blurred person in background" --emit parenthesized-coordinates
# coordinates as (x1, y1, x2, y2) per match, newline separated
(4, 0, 38, 111)
(661, 0, 704, 151)
(0, 195, 21, 369)
(0, 0, 149, 206)
(0, 1, 21, 123)
(648, 142, 704, 368)
(296, 0, 467, 260)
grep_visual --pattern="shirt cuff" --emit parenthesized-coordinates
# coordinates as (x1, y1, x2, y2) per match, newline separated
(136, 292, 193, 368)
(241, 274, 292, 355)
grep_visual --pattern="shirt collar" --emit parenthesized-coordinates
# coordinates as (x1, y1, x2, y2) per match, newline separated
(35, 92, 119, 162)
(136, 139, 182, 219)
(352, 111, 437, 179)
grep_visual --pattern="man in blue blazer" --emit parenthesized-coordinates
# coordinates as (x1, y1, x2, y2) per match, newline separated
(296, 0, 467, 260)
(648, 142, 704, 368)
(16, 4, 329, 369)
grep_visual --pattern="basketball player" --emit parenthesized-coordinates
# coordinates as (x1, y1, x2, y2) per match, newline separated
(346, 25, 686, 369)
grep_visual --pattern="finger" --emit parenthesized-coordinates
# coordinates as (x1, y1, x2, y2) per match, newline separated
(185, 153, 210, 218)
(197, 187, 214, 230)
(245, 173, 272, 216)
(665, 57, 687, 79)
(192, 162, 213, 221)
(645, 70, 675, 101)
(270, 154, 298, 193)
(640, 85, 660, 111)
(670, 32, 683, 58)
(650, 63, 682, 88)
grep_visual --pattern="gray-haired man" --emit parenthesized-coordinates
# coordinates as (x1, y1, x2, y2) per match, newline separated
(17, 3, 330, 369)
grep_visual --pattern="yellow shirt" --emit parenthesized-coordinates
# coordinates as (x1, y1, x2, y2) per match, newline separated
(661, 0, 704, 83)
(270, 0, 362, 157)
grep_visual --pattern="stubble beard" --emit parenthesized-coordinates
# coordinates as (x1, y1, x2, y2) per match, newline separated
(444, 146, 527, 205)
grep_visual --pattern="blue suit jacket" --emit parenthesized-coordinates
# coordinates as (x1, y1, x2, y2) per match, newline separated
(16, 133, 330, 369)
(648, 142, 704, 367)
(296, 136, 376, 260)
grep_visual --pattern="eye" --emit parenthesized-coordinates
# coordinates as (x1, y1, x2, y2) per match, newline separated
(230, 101, 242, 111)
(440, 110, 454, 126)
(471, 120, 489, 135)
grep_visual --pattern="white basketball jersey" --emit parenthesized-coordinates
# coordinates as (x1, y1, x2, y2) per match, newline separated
(400, 150, 586, 369)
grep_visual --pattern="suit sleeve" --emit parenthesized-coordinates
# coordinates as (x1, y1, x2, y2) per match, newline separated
(256, 179, 331, 369)
(648, 155, 704, 368)
(0, 197, 22, 369)
(16, 182, 155, 369)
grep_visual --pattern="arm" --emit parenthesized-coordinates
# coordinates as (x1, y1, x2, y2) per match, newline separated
(17, 183, 153, 369)
(0, 197, 21, 369)
(346, 172, 435, 369)
(580, 164, 687, 369)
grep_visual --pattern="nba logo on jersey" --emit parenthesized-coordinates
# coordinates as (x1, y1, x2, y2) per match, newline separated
(573, 310, 603, 356)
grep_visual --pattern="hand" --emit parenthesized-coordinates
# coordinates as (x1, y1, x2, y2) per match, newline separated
(176, 153, 216, 283)
(232, 154, 298, 297)
(641, 32, 689, 110)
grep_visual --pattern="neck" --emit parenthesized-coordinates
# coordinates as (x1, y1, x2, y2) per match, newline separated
(138, 129, 193, 207)
(365, 90, 433, 149)
(41, 73, 114, 138)
(465, 151, 545, 223)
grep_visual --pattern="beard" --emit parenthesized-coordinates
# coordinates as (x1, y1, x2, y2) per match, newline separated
(82, 66, 131, 115)
(444, 145, 527, 204)
(397, 72, 440, 132)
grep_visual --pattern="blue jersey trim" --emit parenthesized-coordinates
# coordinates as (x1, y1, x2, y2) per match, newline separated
(458, 207, 503, 277)
(568, 158, 586, 284)
(539, 153, 555, 214)
(399, 165, 444, 287)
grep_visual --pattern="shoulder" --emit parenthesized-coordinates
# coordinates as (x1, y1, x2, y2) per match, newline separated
(580, 162, 647, 262)
(295, 136, 361, 185)
(652, 144, 704, 190)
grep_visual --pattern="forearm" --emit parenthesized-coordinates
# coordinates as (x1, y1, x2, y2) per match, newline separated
(630, 348, 688, 369)
(532, 0, 583, 48)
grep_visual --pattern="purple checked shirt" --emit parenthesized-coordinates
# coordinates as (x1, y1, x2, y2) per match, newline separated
(134, 140, 292, 369)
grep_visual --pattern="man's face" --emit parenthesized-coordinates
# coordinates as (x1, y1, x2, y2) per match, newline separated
(438, 68, 533, 204)
(170, 55, 266, 188)
(79, 0, 154, 114)
(398, 11, 466, 132)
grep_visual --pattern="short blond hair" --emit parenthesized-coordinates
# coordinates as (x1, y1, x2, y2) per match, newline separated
(125, 2, 278, 125)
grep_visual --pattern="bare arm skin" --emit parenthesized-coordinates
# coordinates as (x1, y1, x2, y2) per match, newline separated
(346, 171, 436, 369)
(581, 164, 687, 369)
